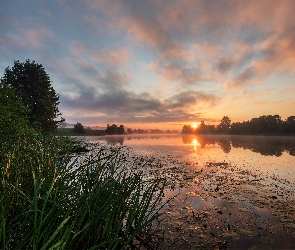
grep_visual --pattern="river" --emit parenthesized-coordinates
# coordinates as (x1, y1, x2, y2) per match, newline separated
(86, 134, 295, 249)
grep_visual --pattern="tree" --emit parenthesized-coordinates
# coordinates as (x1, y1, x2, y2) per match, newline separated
(264, 115, 282, 134)
(106, 124, 118, 134)
(182, 125, 194, 134)
(2, 60, 62, 133)
(0, 82, 30, 135)
(282, 116, 295, 134)
(217, 116, 231, 134)
(117, 125, 125, 134)
(73, 122, 85, 134)
(195, 121, 217, 134)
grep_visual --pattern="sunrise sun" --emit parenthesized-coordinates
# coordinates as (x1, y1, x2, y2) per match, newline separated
(192, 123, 199, 129)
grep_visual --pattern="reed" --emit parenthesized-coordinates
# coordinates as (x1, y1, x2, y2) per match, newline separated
(0, 134, 166, 249)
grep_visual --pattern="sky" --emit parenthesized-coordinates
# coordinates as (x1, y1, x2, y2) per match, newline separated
(1, 0, 295, 130)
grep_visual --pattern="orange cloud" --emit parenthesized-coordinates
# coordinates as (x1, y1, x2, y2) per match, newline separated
(120, 17, 168, 48)
(252, 37, 295, 75)
(98, 48, 129, 67)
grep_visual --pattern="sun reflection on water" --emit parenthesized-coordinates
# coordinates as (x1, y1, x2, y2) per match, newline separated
(193, 138, 198, 150)
(87, 134, 295, 248)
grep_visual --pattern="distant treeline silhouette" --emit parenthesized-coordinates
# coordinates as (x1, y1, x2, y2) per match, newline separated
(105, 124, 125, 135)
(182, 115, 295, 135)
(106, 124, 178, 135)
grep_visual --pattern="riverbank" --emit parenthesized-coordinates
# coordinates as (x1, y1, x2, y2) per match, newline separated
(54, 127, 106, 136)
(0, 134, 166, 249)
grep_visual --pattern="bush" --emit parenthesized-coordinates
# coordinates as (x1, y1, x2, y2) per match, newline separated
(73, 122, 85, 134)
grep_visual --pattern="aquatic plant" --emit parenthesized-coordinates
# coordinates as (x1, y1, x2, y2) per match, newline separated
(0, 135, 166, 249)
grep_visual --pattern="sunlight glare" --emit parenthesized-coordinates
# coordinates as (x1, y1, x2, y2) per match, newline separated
(193, 138, 198, 150)
(193, 122, 200, 129)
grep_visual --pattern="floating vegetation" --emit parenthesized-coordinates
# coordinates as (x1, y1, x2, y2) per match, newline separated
(97, 141, 295, 249)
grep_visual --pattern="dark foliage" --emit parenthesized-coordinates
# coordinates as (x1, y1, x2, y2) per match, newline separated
(183, 114, 295, 135)
(73, 122, 85, 134)
(2, 60, 62, 133)
(105, 124, 125, 135)
(216, 116, 231, 134)
(0, 82, 30, 135)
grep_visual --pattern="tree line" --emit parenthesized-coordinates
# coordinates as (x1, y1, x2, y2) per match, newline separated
(182, 115, 295, 135)
(72, 123, 179, 135)
(71, 123, 125, 135)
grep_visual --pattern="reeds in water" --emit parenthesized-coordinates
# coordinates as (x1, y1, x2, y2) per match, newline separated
(0, 135, 166, 249)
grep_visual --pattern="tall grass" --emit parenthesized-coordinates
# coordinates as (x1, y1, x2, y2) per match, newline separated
(0, 135, 166, 249)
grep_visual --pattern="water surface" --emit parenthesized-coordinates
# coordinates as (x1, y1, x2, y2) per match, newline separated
(87, 134, 295, 249)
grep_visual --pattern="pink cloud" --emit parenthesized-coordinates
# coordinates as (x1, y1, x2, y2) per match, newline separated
(120, 17, 167, 48)
(99, 48, 129, 67)
(84, 0, 168, 48)
(71, 41, 129, 67)
(156, 0, 295, 36)
(0, 27, 55, 51)
(148, 42, 216, 85)
(252, 37, 295, 75)
(159, 42, 196, 62)
(0, 34, 26, 50)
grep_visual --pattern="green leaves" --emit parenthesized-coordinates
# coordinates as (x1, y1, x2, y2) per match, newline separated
(0, 135, 165, 249)
(0, 82, 30, 135)
(2, 60, 61, 133)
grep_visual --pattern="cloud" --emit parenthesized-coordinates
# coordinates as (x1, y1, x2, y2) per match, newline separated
(124, 1, 295, 81)
(224, 68, 256, 88)
(150, 60, 203, 85)
(0, 27, 55, 52)
(2, 0, 295, 126)
(251, 36, 295, 75)
(216, 43, 251, 73)
(165, 91, 219, 109)
(71, 41, 129, 68)
(148, 42, 215, 85)
(59, 78, 219, 123)
(56, 0, 295, 124)
(120, 17, 168, 48)
(84, 0, 168, 48)
(79, 0, 295, 94)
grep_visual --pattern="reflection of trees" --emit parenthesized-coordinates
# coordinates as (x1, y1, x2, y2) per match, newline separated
(217, 138, 231, 153)
(288, 147, 295, 156)
(105, 136, 124, 145)
(230, 136, 295, 157)
(182, 135, 295, 156)
(182, 135, 217, 148)
(150, 136, 160, 139)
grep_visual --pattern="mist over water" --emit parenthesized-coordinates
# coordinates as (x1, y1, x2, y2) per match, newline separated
(87, 134, 295, 181)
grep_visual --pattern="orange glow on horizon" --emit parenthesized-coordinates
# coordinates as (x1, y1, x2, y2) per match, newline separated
(192, 122, 200, 129)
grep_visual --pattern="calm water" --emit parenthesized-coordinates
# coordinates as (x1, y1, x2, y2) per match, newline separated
(87, 134, 295, 182)
(86, 134, 295, 249)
